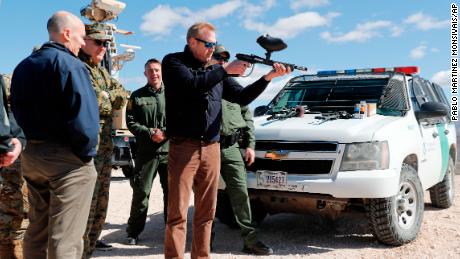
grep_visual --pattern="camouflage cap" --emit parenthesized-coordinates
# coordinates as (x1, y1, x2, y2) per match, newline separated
(85, 23, 112, 41)
(213, 44, 230, 58)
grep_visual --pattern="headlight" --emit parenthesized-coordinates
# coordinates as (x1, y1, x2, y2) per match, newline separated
(340, 141, 389, 171)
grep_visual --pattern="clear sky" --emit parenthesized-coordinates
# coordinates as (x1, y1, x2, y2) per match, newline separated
(0, 0, 453, 109)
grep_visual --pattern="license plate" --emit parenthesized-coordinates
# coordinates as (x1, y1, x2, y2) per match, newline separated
(256, 170, 287, 189)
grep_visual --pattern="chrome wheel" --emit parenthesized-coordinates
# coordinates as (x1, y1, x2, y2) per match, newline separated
(395, 181, 417, 230)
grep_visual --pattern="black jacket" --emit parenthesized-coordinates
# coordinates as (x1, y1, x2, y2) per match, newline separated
(162, 45, 269, 142)
(11, 42, 99, 159)
(0, 75, 25, 154)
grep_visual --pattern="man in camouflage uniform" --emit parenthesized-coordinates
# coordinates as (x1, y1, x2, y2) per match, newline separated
(78, 23, 128, 258)
(0, 73, 28, 259)
(125, 58, 168, 245)
(210, 45, 273, 255)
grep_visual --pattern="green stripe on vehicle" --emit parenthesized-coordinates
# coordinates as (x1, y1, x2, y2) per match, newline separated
(436, 124, 449, 181)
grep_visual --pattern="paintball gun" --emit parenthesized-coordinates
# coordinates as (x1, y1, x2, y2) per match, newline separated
(267, 105, 307, 121)
(312, 111, 353, 125)
(236, 35, 308, 76)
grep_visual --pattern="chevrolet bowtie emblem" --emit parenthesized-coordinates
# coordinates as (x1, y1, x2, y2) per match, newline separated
(265, 150, 289, 160)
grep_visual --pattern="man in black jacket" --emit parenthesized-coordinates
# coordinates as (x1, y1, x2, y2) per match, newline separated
(10, 11, 99, 259)
(162, 21, 290, 259)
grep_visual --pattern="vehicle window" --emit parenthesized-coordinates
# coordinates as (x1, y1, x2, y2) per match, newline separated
(271, 88, 306, 112)
(379, 74, 409, 115)
(420, 79, 440, 102)
(411, 78, 448, 124)
(432, 83, 449, 106)
(271, 78, 388, 113)
(433, 83, 451, 122)
(411, 78, 429, 110)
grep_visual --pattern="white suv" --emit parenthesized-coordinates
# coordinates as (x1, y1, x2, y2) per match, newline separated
(219, 66, 456, 246)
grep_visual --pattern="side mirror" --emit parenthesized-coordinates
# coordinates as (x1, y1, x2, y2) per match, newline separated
(415, 102, 449, 120)
(254, 105, 269, 117)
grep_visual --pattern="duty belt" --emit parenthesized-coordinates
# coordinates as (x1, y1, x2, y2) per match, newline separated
(220, 130, 241, 149)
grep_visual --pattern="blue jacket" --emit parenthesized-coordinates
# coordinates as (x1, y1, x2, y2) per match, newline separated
(162, 45, 269, 142)
(11, 42, 99, 160)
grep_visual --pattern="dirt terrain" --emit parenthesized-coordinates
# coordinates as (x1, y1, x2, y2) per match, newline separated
(93, 170, 460, 259)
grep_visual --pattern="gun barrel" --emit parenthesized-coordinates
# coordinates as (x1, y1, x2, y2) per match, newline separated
(236, 53, 307, 72)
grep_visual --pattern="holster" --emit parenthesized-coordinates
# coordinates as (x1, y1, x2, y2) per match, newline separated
(220, 130, 241, 149)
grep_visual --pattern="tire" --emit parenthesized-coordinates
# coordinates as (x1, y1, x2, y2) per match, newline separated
(367, 163, 424, 246)
(429, 157, 455, 208)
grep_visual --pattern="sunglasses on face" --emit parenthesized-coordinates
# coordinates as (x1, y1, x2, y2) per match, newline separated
(194, 37, 217, 49)
(212, 54, 229, 62)
(86, 38, 109, 47)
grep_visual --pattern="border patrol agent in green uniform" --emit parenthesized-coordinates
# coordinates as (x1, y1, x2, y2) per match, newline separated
(0, 74, 28, 259)
(78, 23, 128, 257)
(125, 58, 168, 245)
(212, 45, 273, 255)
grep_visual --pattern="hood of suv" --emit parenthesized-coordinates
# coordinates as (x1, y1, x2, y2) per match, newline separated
(254, 114, 402, 143)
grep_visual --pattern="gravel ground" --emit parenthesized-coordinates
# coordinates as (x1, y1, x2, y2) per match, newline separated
(92, 169, 460, 259)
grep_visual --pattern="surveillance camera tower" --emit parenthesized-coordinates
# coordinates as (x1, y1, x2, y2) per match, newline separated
(80, 0, 138, 77)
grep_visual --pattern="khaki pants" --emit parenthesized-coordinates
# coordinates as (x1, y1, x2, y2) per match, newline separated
(21, 143, 97, 259)
(164, 138, 220, 259)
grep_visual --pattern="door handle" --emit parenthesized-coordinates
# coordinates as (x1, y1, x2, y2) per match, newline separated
(444, 129, 450, 135)
(432, 132, 439, 138)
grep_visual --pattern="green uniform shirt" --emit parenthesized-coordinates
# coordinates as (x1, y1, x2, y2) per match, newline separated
(79, 53, 128, 118)
(126, 84, 168, 166)
(221, 99, 255, 149)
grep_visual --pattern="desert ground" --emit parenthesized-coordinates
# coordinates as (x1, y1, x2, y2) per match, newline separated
(91, 168, 460, 259)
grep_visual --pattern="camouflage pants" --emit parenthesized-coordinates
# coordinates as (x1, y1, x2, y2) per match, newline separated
(82, 127, 113, 259)
(0, 160, 29, 245)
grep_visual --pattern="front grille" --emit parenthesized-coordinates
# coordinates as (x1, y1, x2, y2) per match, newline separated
(255, 141, 337, 152)
(248, 159, 334, 175)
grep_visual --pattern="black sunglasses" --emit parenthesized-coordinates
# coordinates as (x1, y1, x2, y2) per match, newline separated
(194, 37, 217, 49)
(87, 38, 109, 47)
(212, 54, 229, 62)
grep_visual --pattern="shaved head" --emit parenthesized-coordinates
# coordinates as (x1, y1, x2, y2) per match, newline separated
(47, 11, 83, 42)
(47, 11, 86, 56)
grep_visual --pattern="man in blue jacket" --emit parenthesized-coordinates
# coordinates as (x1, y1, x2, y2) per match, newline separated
(10, 11, 99, 259)
(162, 21, 290, 259)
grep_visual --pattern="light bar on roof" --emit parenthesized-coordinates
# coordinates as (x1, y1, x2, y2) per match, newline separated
(317, 66, 419, 77)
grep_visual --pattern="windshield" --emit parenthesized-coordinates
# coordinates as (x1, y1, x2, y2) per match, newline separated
(269, 77, 393, 114)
